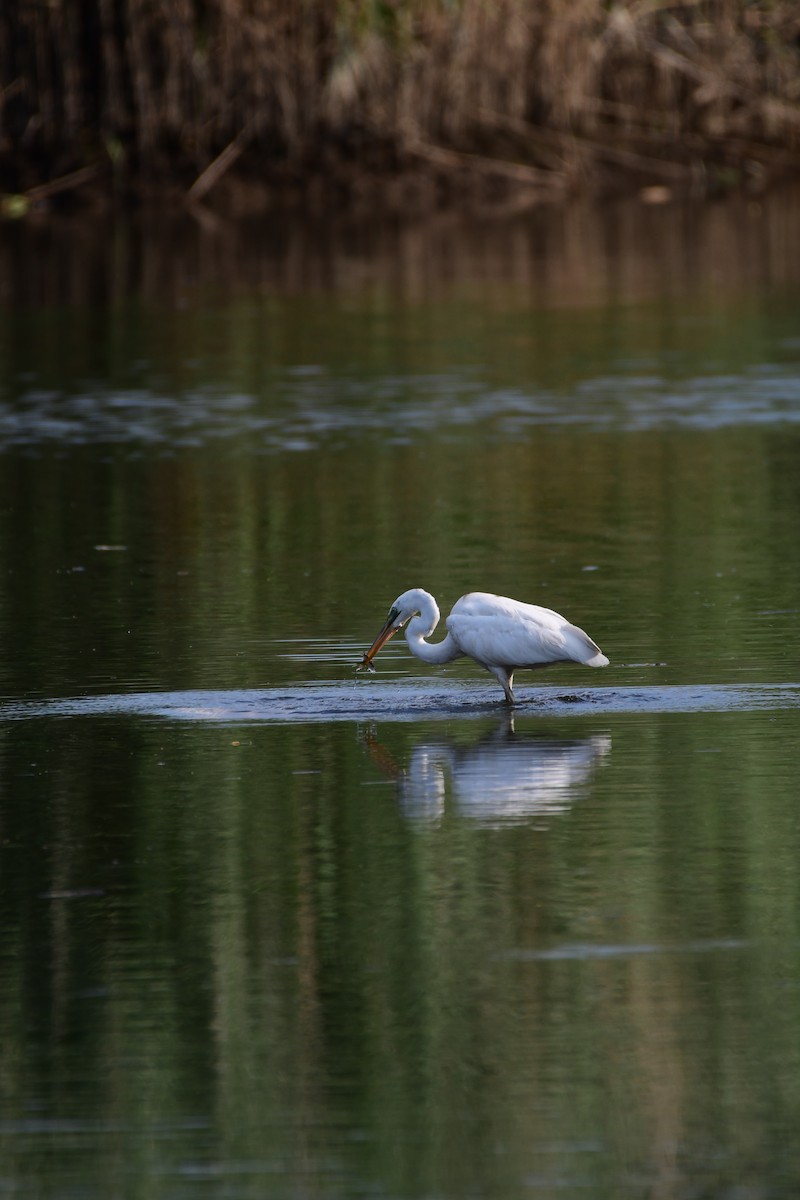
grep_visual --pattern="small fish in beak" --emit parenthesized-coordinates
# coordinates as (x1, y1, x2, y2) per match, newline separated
(356, 607, 402, 673)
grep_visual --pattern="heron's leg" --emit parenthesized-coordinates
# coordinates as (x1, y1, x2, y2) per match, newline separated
(489, 666, 516, 704)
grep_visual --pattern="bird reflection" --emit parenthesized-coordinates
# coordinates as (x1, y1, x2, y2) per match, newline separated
(362, 717, 610, 828)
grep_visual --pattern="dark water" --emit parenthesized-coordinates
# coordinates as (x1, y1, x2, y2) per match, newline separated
(2, 192, 800, 1198)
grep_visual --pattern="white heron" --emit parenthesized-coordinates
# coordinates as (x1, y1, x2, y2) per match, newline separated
(358, 588, 609, 704)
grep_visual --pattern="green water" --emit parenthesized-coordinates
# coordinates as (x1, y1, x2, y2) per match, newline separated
(1, 194, 800, 1198)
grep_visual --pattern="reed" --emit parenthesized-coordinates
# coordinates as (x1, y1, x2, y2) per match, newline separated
(2, 0, 800, 205)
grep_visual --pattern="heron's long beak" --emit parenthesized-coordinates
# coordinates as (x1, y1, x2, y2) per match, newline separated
(359, 608, 401, 670)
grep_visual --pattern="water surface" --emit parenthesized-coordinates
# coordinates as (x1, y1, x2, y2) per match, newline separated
(1, 192, 800, 1198)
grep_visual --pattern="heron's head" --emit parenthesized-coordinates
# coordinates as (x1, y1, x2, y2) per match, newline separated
(390, 588, 432, 623)
(360, 589, 433, 669)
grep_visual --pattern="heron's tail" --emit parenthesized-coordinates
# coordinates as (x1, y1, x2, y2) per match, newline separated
(563, 622, 609, 668)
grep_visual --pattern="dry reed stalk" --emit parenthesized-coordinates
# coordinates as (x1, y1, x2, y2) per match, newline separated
(407, 138, 567, 189)
(24, 162, 101, 202)
(187, 125, 251, 202)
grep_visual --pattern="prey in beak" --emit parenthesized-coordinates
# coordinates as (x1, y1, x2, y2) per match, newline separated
(356, 607, 403, 673)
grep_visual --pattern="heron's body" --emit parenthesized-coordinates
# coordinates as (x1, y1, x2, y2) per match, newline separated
(359, 588, 609, 703)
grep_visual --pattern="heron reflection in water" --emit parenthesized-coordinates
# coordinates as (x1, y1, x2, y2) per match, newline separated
(362, 717, 611, 828)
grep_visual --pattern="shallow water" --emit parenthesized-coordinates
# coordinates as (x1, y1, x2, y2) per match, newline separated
(2, 680, 800, 722)
(2, 193, 800, 1198)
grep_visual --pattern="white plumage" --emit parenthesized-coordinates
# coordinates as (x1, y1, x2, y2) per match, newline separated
(359, 587, 609, 703)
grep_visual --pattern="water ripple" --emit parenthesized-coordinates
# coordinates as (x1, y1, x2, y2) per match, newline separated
(0, 682, 798, 724)
(3, 362, 800, 452)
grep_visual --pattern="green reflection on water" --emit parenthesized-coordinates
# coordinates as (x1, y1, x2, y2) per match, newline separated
(1, 203, 800, 1197)
(0, 421, 799, 698)
(1, 711, 800, 1197)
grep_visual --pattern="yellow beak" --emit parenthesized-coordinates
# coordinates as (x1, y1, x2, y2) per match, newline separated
(358, 611, 401, 671)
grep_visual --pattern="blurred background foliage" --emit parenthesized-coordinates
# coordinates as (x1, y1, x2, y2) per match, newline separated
(3, 1, 800, 206)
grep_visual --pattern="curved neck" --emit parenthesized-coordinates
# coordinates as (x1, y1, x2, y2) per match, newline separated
(405, 609, 462, 665)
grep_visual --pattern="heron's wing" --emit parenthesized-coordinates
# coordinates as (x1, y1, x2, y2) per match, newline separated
(446, 611, 570, 668)
(449, 593, 606, 667)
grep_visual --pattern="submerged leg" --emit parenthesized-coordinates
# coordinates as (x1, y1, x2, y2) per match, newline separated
(489, 665, 516, 704)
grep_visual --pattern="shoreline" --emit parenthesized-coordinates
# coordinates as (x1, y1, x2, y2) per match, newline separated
(0, 140, 790, 223)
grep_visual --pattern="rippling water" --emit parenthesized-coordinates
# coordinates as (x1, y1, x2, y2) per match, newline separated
(4, 360, 800, 451)
(2, 680, 800, 723)
(1, 194, 800, 1198)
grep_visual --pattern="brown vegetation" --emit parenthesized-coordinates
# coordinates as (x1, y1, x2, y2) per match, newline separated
(3, 1, 800, 211)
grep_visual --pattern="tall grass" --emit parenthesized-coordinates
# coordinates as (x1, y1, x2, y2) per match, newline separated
(2, 0, 800, 202)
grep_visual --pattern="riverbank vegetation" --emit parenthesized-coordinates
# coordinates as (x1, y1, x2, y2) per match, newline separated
(3, 1, 800, 213)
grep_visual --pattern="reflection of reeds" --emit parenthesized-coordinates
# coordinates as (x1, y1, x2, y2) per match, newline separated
(3, 1, 800, 201)
(4, 188, 800, 308)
